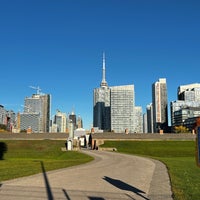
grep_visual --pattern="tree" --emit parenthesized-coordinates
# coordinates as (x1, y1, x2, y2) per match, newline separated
(0, 124, 7, 132)
(174, 125, 190, 133)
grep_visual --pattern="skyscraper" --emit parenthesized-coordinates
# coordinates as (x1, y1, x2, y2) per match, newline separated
(22, 93, 50, 132)
(170, 83, 200, 131)
(152, 78, 168, 133)
(77, 115, 83, 128)
(54, 110, 67, 132)
(177, 83, 200, 101)
(133, 106, 143, 133)
(110, 85, 135, 133)
(146, 103, 154, 133)
(69, 110, 77, 130)
(93, 53, 111, 131)
(93, 53, 137, 133)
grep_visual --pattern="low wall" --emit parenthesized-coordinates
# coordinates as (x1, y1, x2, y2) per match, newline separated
(0, 133, 69, 140)
(92, 132, 196, 140)
(0, 132, 196, 142)
(92, 133, 196, 148)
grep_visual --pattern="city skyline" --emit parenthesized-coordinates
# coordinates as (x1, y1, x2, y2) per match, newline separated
(1, 1, 200, 130)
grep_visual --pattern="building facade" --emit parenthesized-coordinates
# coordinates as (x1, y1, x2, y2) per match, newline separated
(178, 83, 200, 101)
(146, 103, 154, 133)
(0, 105, 6, 125)
(173, 107, 200, 131)
(152, 78, 168, 133)
(110, 85, 135, 133)
(54, 110, 67, 132)
(93, 54, 138, 133)
(133, 106, 143, 133)
(143, 113, 148, 133)
(69, 111, 77, 130)
(93, 53, 111, 131)
(20, 113, 40, 132)
(77, 116, 83, 128)
(21, 93, 51, 133)
(0, 105, 16, 131)
(170, 100, 200, 127)
(170, 83, 200, 132)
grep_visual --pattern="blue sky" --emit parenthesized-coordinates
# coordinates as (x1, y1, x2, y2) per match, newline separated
(0, 0, 200, 129)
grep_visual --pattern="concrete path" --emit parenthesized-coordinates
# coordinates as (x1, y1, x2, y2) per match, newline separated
(0, 150, 172, 200)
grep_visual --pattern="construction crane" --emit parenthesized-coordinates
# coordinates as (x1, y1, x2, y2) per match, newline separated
(29, 86, 41, 95)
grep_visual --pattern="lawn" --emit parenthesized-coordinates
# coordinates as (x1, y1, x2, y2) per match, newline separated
(101, 140, 200, 200)
(0, 140, 93, 182)
(1, 140, 199, 200)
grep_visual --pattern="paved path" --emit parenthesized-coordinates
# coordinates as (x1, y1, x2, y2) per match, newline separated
(0, 150, 172, 200)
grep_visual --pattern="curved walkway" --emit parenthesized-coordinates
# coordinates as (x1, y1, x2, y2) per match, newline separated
(0, 150, 172, 200)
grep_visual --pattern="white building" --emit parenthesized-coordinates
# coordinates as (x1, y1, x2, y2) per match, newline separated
(133, 106, 143, 133)
(22, 93, 51, 132)
(110, 85, 135, 133)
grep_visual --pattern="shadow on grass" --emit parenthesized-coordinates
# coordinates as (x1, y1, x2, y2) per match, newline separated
(0, 142, 7, 160)
(103, 176, 149, 200)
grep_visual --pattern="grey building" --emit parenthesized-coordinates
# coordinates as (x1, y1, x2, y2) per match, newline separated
(110, 85, 135, 133)
(69, 111, 77, 130)
(93, 53, 111, 131)
(77, 115, 83, 128)
(0, 105, 16, 131)
(178, 83, 200, 101)
(133, 106, 143, 133)
(170, 100, 200, 127)
(152, 78, 168, 133)
(20, 113, 40, 132)
(143, 113, 148, 133)
(146, 103, 154, 133)
(0, 105, 6, 125)
(22, 93, 50, 132)
(93, 53, 138, 133)
(173, 107, 200, 131)
(171, 83, 200, 132)
(53, 110, 67, 132)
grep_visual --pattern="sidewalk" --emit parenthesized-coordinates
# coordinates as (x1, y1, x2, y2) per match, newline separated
(0, 150, 173, 200)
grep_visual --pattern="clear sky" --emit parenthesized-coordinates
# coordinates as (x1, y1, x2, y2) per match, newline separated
(0, 0, 200, 130)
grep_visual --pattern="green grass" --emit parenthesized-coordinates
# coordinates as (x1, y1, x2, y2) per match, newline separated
(101, 140, 200, 200)
(1, 140, 199, 200)
(0, 140, 93, 181)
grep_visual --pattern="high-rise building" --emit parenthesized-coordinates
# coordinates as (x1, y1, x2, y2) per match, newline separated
(77, 115, 83, 128)
(54, 110, 67, 132)
(110, 85, 135, 133)
(93, 53, 138, 133)
(20, 113, 40, 132)
(170, 100, 200, 127)
(0, 105, 16, 131)
(170, 83, 200, 132)
(69, 111, 77, 130)
(152, 78, 168, 133)
(133, 106, 143, 133)
(21, 93, 51, 132)
(0, 105, 6, 125)
(93, 53, 111, 131)
(178, 83, 200, 101)
(143, 113, 148, 133)
(173, 106, 200, 128)
(146, 103, 154, 133)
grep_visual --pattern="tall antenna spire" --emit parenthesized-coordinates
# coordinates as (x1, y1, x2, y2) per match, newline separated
(101, 52, 108, 87)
